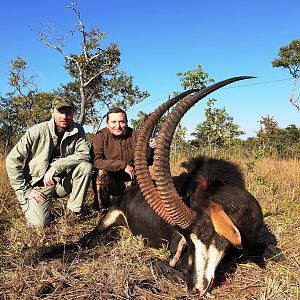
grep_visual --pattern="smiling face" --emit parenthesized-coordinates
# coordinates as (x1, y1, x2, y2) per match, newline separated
(52, 106, 74, 130)
(106, 112, 128, 137)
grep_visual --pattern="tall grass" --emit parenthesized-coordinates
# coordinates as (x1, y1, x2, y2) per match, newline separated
(0, 153, 300, 299)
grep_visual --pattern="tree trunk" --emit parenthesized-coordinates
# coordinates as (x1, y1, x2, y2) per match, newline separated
(78, 85, 86, 125)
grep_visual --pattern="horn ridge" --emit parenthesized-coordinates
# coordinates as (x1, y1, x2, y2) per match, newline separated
(134, 89, 200, 224)
(154, 76, 255, 228)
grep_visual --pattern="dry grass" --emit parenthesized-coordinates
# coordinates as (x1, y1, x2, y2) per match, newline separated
(1, 154, 300, 300)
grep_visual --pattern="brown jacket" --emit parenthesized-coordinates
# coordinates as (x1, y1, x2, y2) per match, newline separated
(91, 127, 139, 172)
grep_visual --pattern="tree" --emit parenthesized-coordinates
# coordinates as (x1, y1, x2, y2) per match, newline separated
(0, 57, 53, 155)
(175, 65, 244, 148)
(275, 125, 300, 158)
(191, 98, 245, 147)
(34, 2, 149, 131)
(176, 65, 215, 90)
(161, 65, 216, 151)
(254, 115, 279, 154)
(8, 57, 52, 128)
(130, 111, 151, 131)
(171, 123, 188, 154)
(131, 111, 166, 136)
(254, 115, 300, 158)
(272, 39, 300, 112)
(0, 95, 20, 155)
(257, 114, 278, 138)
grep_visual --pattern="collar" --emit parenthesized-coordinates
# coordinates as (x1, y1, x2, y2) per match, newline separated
(49, 118, 77, 138)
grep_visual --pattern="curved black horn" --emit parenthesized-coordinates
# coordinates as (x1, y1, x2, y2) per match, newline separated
(153, 76, 256, 228)
(134, 89, 200, 224)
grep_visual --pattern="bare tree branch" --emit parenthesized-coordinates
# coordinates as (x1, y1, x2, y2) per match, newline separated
(33, 1, 149, 126)
(68, 2, 89, 60)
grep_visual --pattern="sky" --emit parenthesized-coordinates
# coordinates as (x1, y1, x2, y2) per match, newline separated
(1, 0, 299, 139)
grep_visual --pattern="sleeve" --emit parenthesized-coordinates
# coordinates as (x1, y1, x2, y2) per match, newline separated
(5, 130, 34, 201)
(91, 132, 127, 172)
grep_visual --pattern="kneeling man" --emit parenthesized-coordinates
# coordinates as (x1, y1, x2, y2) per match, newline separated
(6, 97, 93, 227)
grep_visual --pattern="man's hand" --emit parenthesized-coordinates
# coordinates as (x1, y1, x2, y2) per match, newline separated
(28, 187, 47, 203)
(43, 166, 57, 186)
(125, 165, 135, 180)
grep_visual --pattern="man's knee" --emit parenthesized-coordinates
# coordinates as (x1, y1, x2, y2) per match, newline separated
(72, 162, 93, 180)
(26, 216, 49, 228)
(21, 188, 53, 228)
(74, 162, 93, 176)
(24, 209, 51, 228)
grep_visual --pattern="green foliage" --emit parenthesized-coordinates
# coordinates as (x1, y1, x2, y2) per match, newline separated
(0, 96, 21, 155)
(272, 39, 300, 112)
(244, 115, 300, 159)
(9, 57, 28, 86)
(174, 65, 244, 150)
(36, 2, 149, 130)
(0, 58, 53, 155)
(266, 125, 300, 158)
(261, 207, 271, 218)
(131, 111, 188, 153)
(85, 132, 95, 143)
(272, 39, 300, 77)
(131, 111, 167, 133)
(130, 111, 151, 131)
(190, 98, 245, 148)
(7, 57, 52, 127)
(176, 65, 215, 90)
(228, 121, 300, 160)
(171, 123, 189, 154)
(159, 243, 172, 259)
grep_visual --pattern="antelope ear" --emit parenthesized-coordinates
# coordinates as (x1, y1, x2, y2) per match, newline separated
(208, 199, 243, 249)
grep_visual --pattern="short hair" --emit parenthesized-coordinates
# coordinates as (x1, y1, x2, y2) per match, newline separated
(106, 107, 128, 123)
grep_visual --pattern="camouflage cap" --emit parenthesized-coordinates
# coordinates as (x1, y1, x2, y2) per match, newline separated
(52, 97, 75, 109)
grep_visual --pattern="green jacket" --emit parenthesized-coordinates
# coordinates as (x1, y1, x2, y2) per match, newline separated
(6, 118, 91, 203)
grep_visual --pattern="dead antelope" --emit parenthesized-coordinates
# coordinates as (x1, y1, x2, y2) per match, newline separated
(41, 77, 264, 296)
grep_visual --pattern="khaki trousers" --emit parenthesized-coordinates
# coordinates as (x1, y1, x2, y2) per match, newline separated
(21, 162, 93, 227)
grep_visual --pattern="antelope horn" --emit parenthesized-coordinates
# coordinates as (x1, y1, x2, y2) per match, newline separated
(135, 89, 200, 224)
(154, 76, 256, 228)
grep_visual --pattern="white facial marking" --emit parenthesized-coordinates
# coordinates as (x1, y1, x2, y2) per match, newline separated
(103, 209, 128, 227)
(206, 242, 225, 281)
(190, 233, 225, 294)
(190, 233, 207, 290)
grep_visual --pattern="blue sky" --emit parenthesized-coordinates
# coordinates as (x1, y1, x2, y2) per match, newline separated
(1, 0, 299, 138)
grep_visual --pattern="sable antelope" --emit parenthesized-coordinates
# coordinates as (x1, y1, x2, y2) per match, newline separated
(41, 77, 264, 296)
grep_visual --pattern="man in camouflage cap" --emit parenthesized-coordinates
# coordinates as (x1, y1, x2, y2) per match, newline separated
(6, 96, 93, 227)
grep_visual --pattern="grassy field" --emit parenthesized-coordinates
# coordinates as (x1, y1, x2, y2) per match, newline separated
(0, 154, 299, 300)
